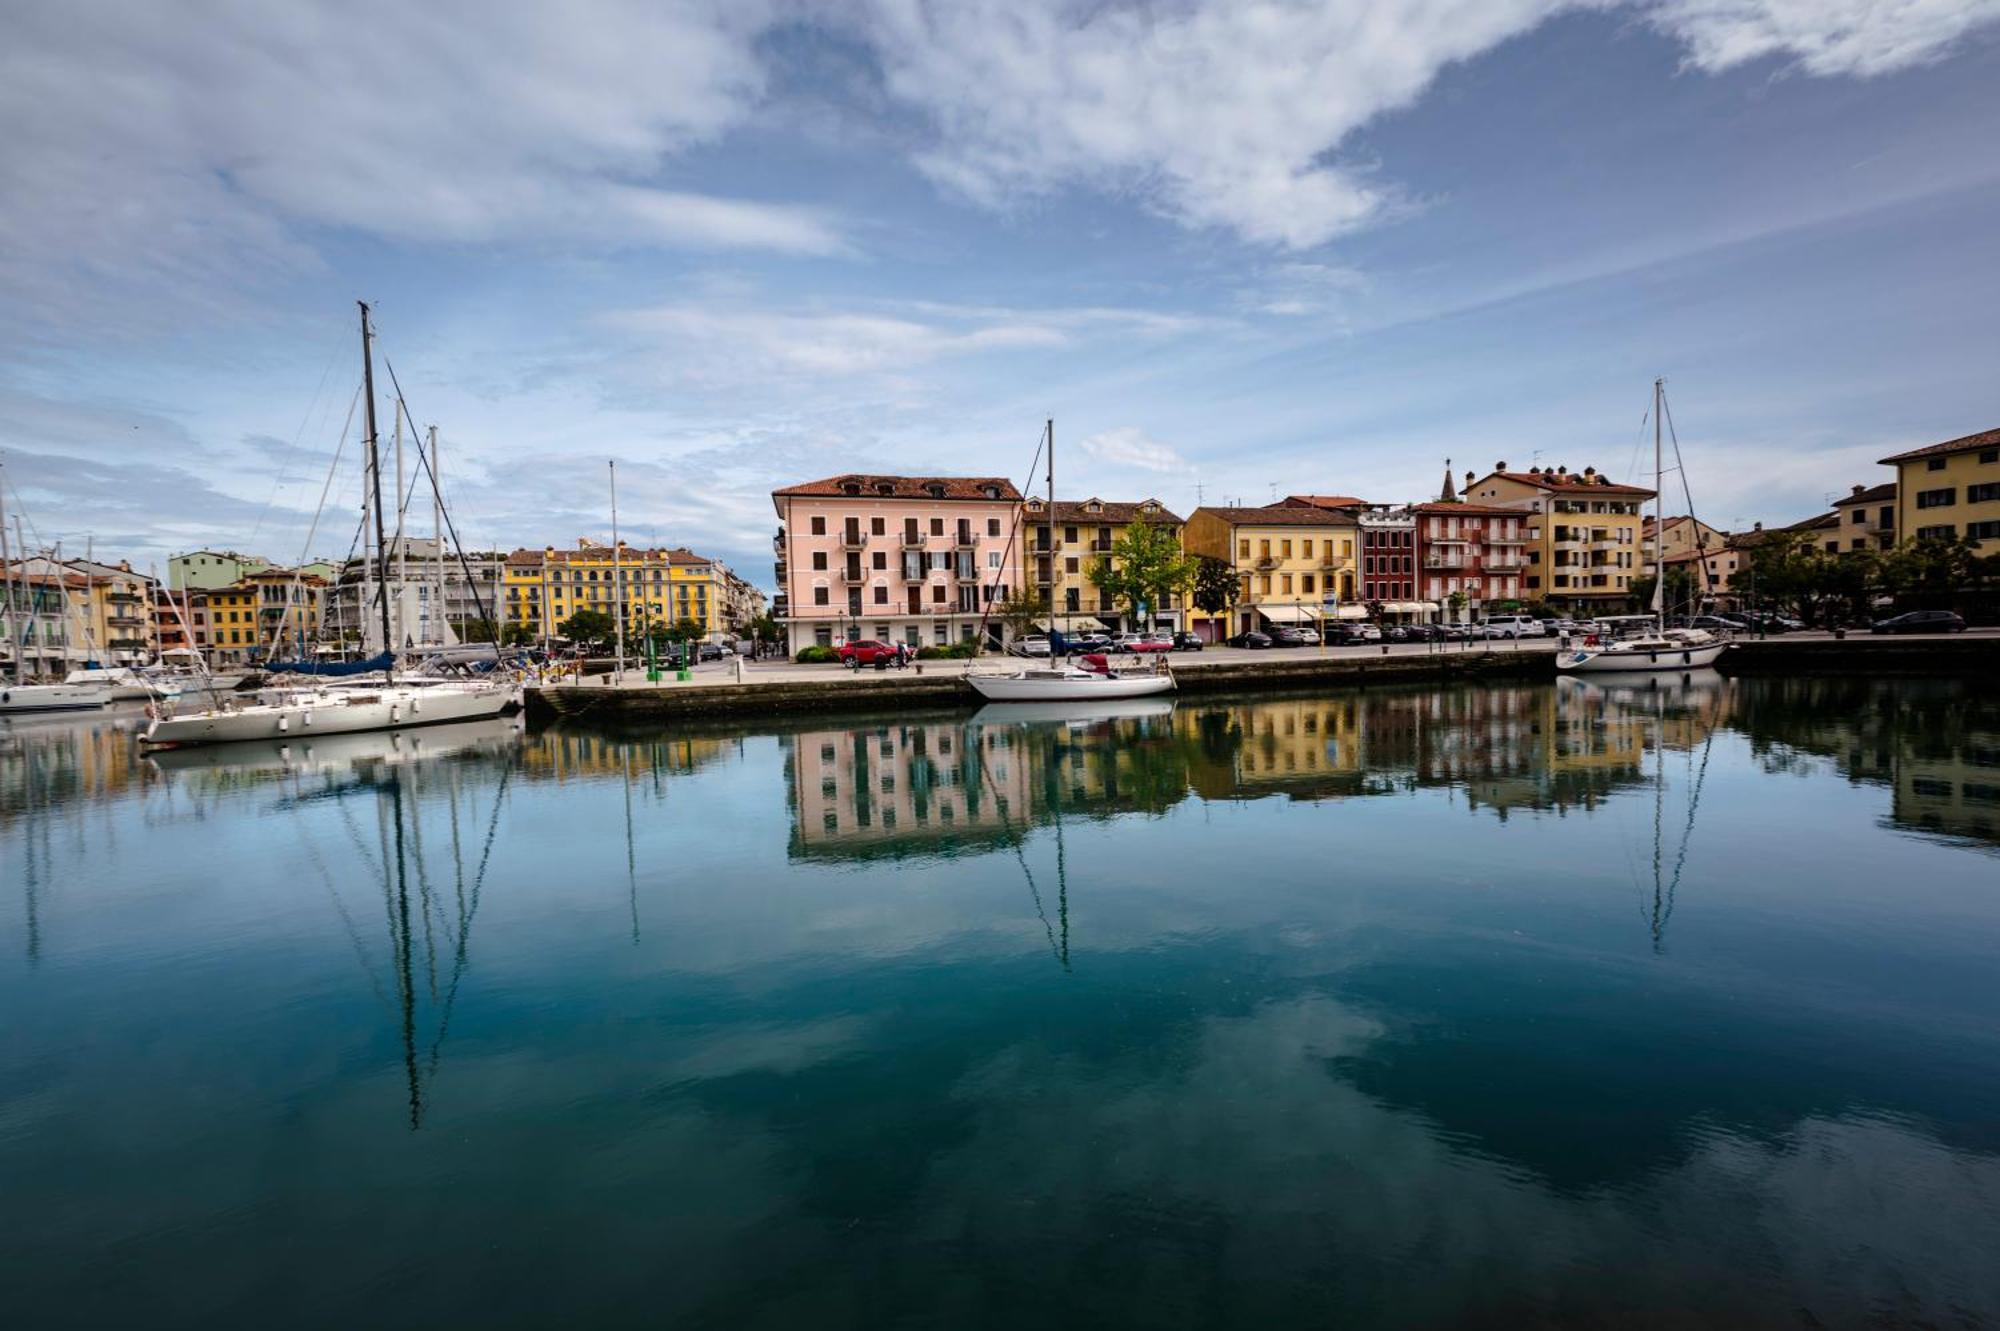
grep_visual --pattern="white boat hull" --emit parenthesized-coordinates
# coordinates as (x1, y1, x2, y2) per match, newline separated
(1556, 641, 1729, 673)
(966, 671, 1175, 702)
(0, 682, 113, 713)
(141, 683, 517, 748)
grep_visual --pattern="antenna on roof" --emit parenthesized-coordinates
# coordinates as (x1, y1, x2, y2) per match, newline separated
(1268, 482, 1277, 503)
(1195, 480, 1205, 506)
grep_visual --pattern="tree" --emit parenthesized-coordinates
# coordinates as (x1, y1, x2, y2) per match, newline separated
(501, 623, 536, 647)
(1088, 516, 1197, 627)
(664, 616, 706, 642)
(1629, 565, 1695, 618)
(995, 588, 1045, 640)
(747, 612, 781, 644)
(556, 609, 614, 649)
(458, 616, 499, 644)
(1191, 556, 1240, 618)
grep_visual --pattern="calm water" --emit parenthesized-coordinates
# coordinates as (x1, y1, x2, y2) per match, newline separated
(4, 675, 1999, 1329)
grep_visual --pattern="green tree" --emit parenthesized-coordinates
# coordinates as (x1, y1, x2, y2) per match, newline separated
(1629, 565, 1695, 618)
(501, 623, 536, 647)
(556, 608, 615, 649)
(1191, 555, 1240, 618)
(1088, 516, 1197, 627)
(458, 616, 499, 644)
(747, 612, 781, 644)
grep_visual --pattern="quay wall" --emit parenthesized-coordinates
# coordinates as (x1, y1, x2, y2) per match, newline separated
(525, 650, 1546, 724)
(1719, 634, 2000, 675)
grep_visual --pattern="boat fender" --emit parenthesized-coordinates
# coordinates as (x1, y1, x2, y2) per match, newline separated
(411, 695, 421, 714)
(279, 715, 289, 733)
(390, 705, 401, 723)
(303, 710, 313, 726)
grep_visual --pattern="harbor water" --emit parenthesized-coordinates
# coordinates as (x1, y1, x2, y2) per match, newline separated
(3, 675, 1998, 1328)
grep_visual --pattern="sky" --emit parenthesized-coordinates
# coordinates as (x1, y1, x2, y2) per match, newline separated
(3, 0, 1998, 592)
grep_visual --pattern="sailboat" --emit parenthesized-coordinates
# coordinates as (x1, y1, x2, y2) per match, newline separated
(0, 468, 112, 714)
(966, 418, 1175, 703)
(142, 304, 518, 748)
(1559, 380, 1731, 674)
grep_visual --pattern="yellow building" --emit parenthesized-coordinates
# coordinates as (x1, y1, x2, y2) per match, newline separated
(503, 541, 733, 643)
(1459, 464, 1655, 610)
(1020, 496, 1185, 634)
(1879, 426, 2000, 550)
(198, 583, 263, 665)
(1181, 505, 1357, 640)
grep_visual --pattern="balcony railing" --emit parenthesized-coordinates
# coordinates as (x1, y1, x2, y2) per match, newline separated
(1254, 556, 1278, 570)
(901, 531, 924, 548)
(840, 532, 867, 550)
(838, 566, 865, 584)
(953, 533, 978, 549)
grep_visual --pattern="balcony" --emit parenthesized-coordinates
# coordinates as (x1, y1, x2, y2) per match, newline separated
(1429, 533, 1467, 544)
(108, 613, 145, 627)
(1034, 566, 1054, 585)
(1424, 557, 1466, 570)
(1254, 555, 1278, 570)
(901, 531, 925, 548)
(772, 533, 786, 554)
(773, 561, 787, 581)
(108, 591, 143, 604)
(1090, 540, 1113, 553)
(953, 532, 978, 550)
(840, 531, 867, 550)
(838, 566, 865, 584)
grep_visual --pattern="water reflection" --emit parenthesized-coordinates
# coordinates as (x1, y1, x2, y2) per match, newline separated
(4, 675, 1999, 1327)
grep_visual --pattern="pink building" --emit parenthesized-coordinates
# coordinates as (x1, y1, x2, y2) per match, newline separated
(771, 474, 1025, 653)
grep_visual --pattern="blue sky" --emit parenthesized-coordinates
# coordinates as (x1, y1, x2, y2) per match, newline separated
(3, 0, 1998, 590)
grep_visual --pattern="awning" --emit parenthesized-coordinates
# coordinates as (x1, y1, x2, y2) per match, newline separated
(1034, 616, 1108, 632)
(1381, 601, 1438, 615)
(1333, 604, 1369, 620)
(1257, 605, 1321, 624)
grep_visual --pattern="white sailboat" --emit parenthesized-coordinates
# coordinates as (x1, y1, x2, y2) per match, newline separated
(1560, 379, 1732, 675)
(0, 465, 112, 713)
(968, 418, 1178, 704)
(143, 303, 516, 749)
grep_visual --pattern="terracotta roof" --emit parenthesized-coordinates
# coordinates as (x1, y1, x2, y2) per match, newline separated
(772, 474, 1023, 501)
(1832, 482, 1897, 507)
(1192, 504, 1359, 527)
(505, 544, 715, 567)
(1878, 426, 2000, 465)
(1727, 512, 1838, 548)
(1279, 494, 1366, 510)
(1409, 502, 1524, 517)
(1022, 497, 1184, 525)
(1663, 548, 1732, 565)
(1475, 469, 1655, 497)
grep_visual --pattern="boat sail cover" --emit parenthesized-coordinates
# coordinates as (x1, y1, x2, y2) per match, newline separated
(258, 650, 396, 677)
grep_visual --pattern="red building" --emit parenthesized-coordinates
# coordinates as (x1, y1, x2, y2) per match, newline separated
(1412, 502, 1528, 622)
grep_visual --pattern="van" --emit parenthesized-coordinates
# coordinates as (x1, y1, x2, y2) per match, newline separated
(1482, 615, 1546, 638)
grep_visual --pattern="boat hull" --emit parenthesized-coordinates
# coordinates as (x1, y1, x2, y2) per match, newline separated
(0, 683, 113, 713)
(966, 672, 1175, 702)
(1556, 641, 1729, 673)
(141, 683, 516, 748)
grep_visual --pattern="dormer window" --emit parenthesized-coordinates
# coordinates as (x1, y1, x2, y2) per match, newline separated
(875, 482, 894, 496)
(840, 481, 861, 496)
(1086, 501, 1101, 514)
(1141, 501, 1157, 514)
(926, 483, 946, 499)
(981, 485, 999, 500)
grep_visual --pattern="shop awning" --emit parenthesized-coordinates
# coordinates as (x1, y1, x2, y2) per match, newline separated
(1258, 605, 1321, 624)
(1034, 616, 1108, 632)
(1381, 601, 1439, 616)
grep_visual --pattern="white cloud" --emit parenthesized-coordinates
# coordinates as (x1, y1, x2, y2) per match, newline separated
(1078, 425, 1192, 473)
(605, 306, 1065, 376)
(860, 0, 1587, 250)
(0, 0, 837, 324)
(1650, 0, 2000, 76)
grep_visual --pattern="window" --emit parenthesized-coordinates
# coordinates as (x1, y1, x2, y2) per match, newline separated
(1916, 524, 1956, 540)
(987, 552, 1002, 568)
(1302, 539, 1313, 558)
(1280, 574, 1293, 594)
(987, 518, 1001, 537)
(810, 516, 826, 535)
(1259, 539, 1271, 557)
(1916, 487, 1956, 509)
(1969, 483, 2000, 504)
(1301, 574, 1315, 594)
(1982, 449, 1998, 464)
(1927, 457, 1947, 471)
(1280, 540, 1292, 558)
(871, 551, 886, 569)
(870, 517, 885, 535)
(873, 586, 888, 604)
(813, 587, 829, 606)
(1968, 520, 2000, 541)
(930, 518, 944, 536)
(1238, 539, 1250, 559)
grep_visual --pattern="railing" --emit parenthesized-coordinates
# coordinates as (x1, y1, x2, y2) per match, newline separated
(840, 532, 867, 550)
(901, 531, 924, 548)
(1255, 556, 1278, 570)
(954, 533, 978, 549)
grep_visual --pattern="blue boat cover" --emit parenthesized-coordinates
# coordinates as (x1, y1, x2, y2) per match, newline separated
(258, 651, 396, 677)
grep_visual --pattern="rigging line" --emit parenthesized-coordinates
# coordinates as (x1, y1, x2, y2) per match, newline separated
(1661, 389, 1717, 603)
(1664, 723, 1716, 937)
(260, 381, 360, 661)
(426, 765, 513, 1074)
(248, 320, 353, 546)
(973, 724, 1062, 966)
(973, 420, 1052, 646)
(379, 355, 502, 645)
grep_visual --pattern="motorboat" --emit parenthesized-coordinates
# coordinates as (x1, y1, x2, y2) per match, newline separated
(140, 679, 519, 748)
(0, 680, 113, 713)
(966, 654, 1175, 703)
(64, 665, 180, 701)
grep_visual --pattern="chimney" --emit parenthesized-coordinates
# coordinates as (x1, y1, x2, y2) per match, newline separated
(1496, 460, 1508, 471)
(1753, 521, 1764, 532)
(1852, 484, 1865, 497)
(1582, 466, 1596, 477)
(1556, 465, 1567, 475)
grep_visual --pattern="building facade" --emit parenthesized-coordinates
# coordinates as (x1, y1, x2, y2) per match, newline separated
(770, 474, 1024, 653)
(1355, 506, 1426, 616)
(1181, 505, 1358, 639)
(1459, 464, 1654, 610)
(1020, 496, 1184, 634)
(168, 549, 272, 592)
(1411, 502, 1528, 621)
(1831, 482, 1897, 552)
(323, 539, 507, 650)
(1880, 427, 2000, 549)
(502, 541, 746, 645)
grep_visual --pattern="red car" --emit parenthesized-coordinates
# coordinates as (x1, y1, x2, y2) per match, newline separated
(1125, 634, 1176, 654)
(837, 639, 899, 666)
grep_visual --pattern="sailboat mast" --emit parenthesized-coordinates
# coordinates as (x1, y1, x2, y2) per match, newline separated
(359, 302, 395, 674)
(1653, 377, 1665, 625)
(1046, 417, 1057, 635)
(430, 425, 445, 643)
(610, 460, 625, 680)
(394, 401, 408, 648)
(0, 460, 17, 681)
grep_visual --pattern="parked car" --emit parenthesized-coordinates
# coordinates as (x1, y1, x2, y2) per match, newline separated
(1226, 631, 1273, 649)
(1353, 623, 1383, 643)
(1322, 623, 1368, 645)
(1399, 623, 1437, 642)
(836, 638, 897, 666)
(1015, 634, 1053, 658)
(1264, 626, 1311, 647)
(697, 642, 725, 662)
(1685, 615, 1738, 634)
(1871, 609, 1967, 634)
(1171, 632, 1205, 652)
(1063, 632, 1115, 655)
(1481, 615, 1546, 638)
(1127, 634, 1176, 653)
